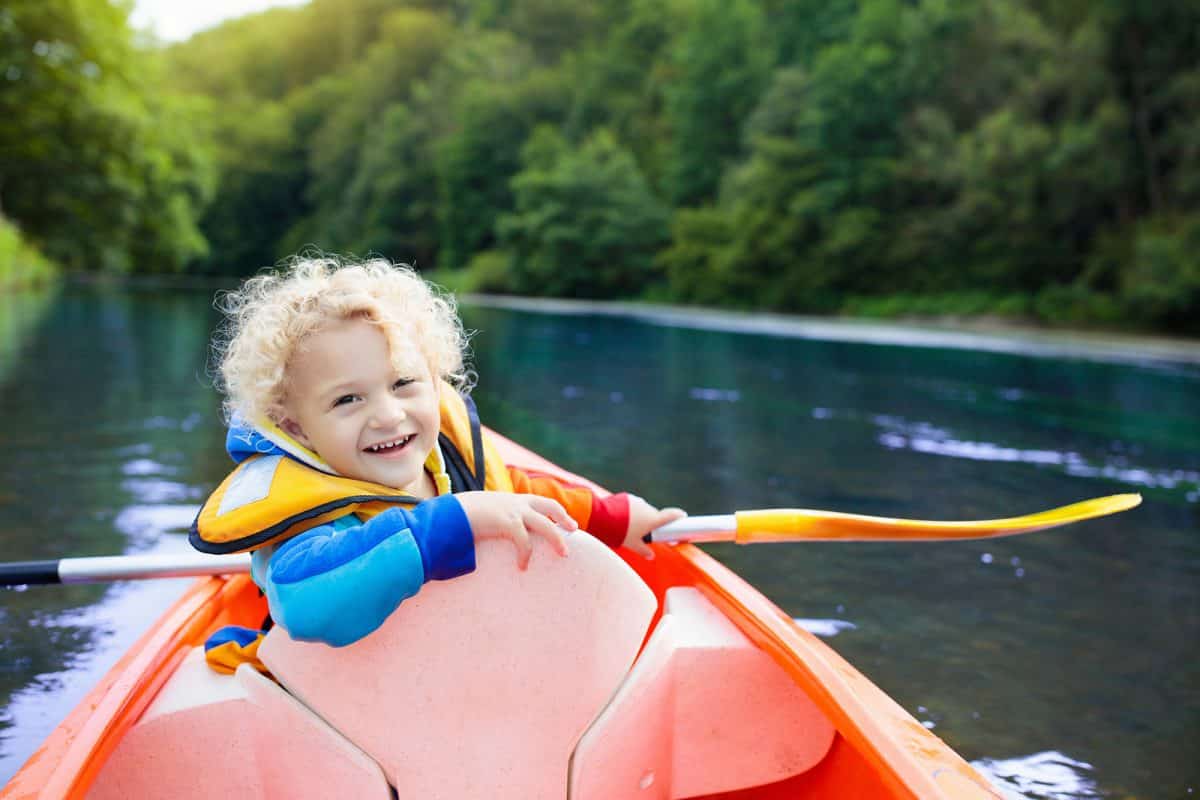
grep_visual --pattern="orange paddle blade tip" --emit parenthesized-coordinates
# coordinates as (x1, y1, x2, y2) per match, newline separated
(734, 493, 1142, 544)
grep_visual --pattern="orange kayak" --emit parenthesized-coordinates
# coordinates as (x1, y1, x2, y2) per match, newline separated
(1, 433, 1000, 799)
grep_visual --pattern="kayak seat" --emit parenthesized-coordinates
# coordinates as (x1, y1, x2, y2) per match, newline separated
(259, 533, 658, 800)
(86, 648, 391, 800)
(569, 587, 837, 799)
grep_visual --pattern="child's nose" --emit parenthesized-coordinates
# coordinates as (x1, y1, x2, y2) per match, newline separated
(372, 397, 407, 426)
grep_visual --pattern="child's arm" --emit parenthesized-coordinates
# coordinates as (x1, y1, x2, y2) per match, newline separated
(259, 497, 472, 647)
(257, 493, 574, 647)
(507, 467, 685, 557)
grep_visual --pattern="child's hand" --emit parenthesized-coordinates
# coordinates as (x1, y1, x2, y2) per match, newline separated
(456, 491, 576, 570)
(622, 495, 686, 560)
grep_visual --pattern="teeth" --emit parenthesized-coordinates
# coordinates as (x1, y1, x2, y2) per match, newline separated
(368, 435, 412, 453)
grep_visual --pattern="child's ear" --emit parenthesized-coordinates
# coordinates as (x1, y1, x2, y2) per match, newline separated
(279, 418, 313, 449)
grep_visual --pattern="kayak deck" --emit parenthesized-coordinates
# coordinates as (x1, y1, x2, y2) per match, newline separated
(1, 435, 999, 799)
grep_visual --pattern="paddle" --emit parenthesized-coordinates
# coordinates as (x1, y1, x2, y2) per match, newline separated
(0, 553, 250, 587)
(0, 494, 1140, 586)
(646, 493, 1141, 544)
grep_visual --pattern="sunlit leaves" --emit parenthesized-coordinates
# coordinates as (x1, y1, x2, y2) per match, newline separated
(4, 0, 1194, 332)
(0, 0, 212, 273)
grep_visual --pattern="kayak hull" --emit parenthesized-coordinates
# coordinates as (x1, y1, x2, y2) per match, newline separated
(1, 434, 998, 799)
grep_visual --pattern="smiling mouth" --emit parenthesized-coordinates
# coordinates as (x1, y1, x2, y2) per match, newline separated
(364, 434, 416, 454)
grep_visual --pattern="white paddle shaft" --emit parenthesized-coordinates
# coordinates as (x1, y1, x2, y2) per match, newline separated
(57, 553, 251, 584)
(648, 515, 736, 543)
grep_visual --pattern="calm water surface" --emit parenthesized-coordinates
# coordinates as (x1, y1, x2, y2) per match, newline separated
(1, 285, 1197, 798)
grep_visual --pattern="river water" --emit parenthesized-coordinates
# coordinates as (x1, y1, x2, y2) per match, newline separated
(1, 283, 1197, 797)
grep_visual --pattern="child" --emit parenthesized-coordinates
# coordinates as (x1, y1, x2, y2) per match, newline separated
(190, 256, 683, 657)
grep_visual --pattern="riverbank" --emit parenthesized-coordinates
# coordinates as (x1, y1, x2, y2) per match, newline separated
(461, 293, 1200, 367)
(24, 274, 1198, 366)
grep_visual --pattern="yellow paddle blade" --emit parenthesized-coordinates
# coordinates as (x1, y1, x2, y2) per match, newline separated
(734, 493, 1142, 544)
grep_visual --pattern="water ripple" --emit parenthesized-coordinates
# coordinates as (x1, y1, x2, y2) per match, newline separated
(120, 459, 175, 477)
(874, 416, 1200, 498)
(689, 387, 741, 403)
(112, 504, 199, 546)
(792, 618, 858, 637)
(120, 478, 203, 504)
(972, 751, 1099, 799)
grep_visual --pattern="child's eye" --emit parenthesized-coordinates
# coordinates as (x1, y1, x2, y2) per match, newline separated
(392, 378, 415, 391)
(332, 394, 359, 408)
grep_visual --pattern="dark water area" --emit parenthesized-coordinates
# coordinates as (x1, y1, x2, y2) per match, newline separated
(1, 285, 1197, 798)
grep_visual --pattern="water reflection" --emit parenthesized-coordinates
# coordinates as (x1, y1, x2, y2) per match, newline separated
(465, 303, 1200, 799)
(791, 618, 858, 637)
(0, 286, 227, 779)
(873, 415, 1200, 497)
(0, 285, 58, 360)
(972, 751, 1099, 800)
(0, 545, 196, 780)
(0, 289, 1197, 799)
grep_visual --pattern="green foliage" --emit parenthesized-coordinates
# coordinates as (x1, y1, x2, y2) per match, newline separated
(844, 291, 1032, 319)
(338, 103, 440, 267)
(1032, 284, 1122, 326)
(659, 0, 1198, 327)
(462, 249, 522, 294)
(434, 77, 532, 269)
(294, 9, 456, 253)
(0, 216, 57, 288)
(762, 0, 857, 67)
(1119, 215, 1200, 330)
(657, 206, 745, 307)
(498, 127, 670, 298)
(432, 35, 571, 269)
(189, 99, 306, 273)
(1, 0, 1196, 333)
(165, 0, 447, 101)
(662, 0, 772, 206)
(0, 0, 213, 273)
(562, 0, 684, 187)
(468, 0, 603, 63)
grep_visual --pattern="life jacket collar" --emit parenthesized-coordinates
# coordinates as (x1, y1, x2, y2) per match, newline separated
(191, 384, 501, 555)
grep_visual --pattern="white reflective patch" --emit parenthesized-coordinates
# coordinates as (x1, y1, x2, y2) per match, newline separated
(217, 455, 282, 516)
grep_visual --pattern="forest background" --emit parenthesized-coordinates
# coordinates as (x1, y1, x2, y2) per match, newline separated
(1, 0, 1198, 333)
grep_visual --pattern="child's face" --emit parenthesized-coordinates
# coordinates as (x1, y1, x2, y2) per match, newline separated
(278, 317, 440, 494)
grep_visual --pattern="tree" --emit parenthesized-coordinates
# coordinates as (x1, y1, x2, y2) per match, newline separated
(662, 0, 772, 207)
(0, 0, 212, 273)
(339, 103, 440, 267)
(189, 99, 306, 274)
(499, 127, 670, 298)
(430, 32, 568, 269)
(297, 8, 455, 252)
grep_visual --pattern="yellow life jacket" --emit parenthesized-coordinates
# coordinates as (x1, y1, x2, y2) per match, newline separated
(189, 384, 513, 555)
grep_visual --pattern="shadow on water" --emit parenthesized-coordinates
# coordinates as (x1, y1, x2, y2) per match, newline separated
(0, 289, 1196, 798)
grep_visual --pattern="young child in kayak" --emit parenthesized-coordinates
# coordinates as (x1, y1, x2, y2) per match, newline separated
(191, 256, 682, 660)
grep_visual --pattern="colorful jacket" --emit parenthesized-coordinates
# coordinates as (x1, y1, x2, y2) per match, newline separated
(192, 385, 629, 652)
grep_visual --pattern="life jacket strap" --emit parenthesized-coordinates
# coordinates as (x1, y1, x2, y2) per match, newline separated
(439, 394, 486, 492)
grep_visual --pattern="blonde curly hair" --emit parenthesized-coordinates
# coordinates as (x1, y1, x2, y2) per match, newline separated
(214, 255, 471, 424)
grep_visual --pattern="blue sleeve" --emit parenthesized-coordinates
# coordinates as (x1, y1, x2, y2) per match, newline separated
(260, 496, 474, 647)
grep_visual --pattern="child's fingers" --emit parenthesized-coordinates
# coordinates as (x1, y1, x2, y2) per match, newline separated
(657, 507, 687, 525)
(529, 496, 576, 531)
(626, 536, 656, 560)
(508, 524, 532, 570)
(524, 511, 569, 558)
